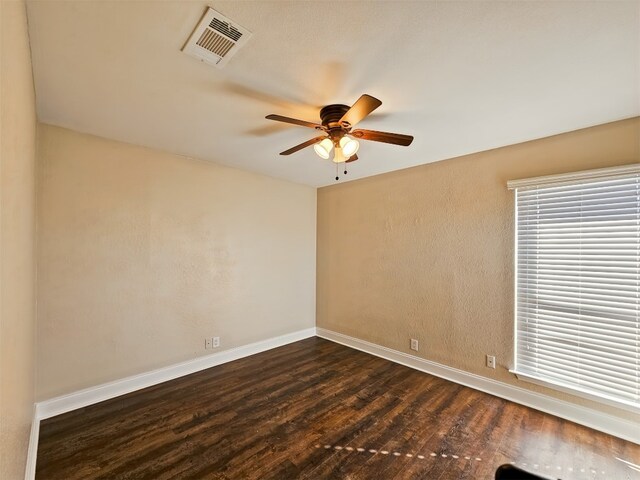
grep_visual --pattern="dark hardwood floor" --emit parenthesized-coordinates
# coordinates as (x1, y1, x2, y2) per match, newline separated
(36, 337, 640, 479)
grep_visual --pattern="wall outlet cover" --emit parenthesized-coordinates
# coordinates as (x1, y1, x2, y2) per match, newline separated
(410, 339, 419, 351)
(486, 355, 496, 369)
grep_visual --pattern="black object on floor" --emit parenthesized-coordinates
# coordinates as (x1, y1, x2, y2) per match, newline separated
(495, 464, 557, 479)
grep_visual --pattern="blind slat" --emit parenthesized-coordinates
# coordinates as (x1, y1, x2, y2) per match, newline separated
(515, 341, 637, 375)
(517, 306, 639, 330)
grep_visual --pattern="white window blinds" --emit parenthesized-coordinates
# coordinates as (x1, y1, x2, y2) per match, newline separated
(509, 165, 640, 411)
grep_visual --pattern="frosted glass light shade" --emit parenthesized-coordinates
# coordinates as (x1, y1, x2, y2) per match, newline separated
(313, 138, 333, 159)
(339, 136, 360, 157)
(333, 147, 346, 163)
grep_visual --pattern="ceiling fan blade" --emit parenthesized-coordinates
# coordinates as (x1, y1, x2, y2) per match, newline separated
(339, 94, 382, 128)
(346, 154, 358, 163)
(280, 135, 328, 155)
(266, 114, 322, 129)
(351, 129, 414, 146)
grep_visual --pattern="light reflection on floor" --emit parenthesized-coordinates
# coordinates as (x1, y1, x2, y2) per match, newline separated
(314, 443, 616, 478)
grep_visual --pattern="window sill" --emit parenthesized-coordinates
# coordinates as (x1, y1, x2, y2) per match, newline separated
(510, 369, 640, 415)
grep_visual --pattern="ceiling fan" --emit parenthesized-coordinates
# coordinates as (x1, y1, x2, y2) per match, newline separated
(265, 94, 413, 180)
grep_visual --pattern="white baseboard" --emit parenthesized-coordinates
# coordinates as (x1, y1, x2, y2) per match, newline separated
(316, 328, 639, 445)
(24, 406, 40, 480)
(35, 327, 316, 421)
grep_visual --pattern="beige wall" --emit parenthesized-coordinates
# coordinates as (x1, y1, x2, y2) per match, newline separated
(317, 117, 640, 422)
(37, 124, 316, 400)
(0, 0, 38, 478)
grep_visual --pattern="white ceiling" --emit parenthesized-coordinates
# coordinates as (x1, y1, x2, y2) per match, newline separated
(26, 1, 639, 187)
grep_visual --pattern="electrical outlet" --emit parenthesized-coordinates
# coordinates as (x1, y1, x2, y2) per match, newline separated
(213, 336, 220, 348)
(410, 338, 419, 351)
(486, 355, 496, 369)
(205, 338, 213, 349)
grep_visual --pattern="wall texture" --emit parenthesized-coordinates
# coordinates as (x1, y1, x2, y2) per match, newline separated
(317, 117, 640, 422)
(37, 124, 316, 400)
(0, 0, 38, 478)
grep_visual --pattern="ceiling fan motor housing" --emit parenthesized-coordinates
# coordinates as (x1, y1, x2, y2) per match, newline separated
(320, 104, 351, 128)
(320, 104, 351, 145)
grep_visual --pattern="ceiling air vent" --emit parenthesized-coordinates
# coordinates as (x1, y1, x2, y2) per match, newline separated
(183, 8, 252, 68)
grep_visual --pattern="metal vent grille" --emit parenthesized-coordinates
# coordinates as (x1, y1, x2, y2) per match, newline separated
(209, 17, 243, 42)
(183, 7, 252, 68)
(196, 29, 235, 58)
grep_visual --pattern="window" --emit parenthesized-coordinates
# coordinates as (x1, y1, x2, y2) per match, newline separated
(509, 165, 639, 411)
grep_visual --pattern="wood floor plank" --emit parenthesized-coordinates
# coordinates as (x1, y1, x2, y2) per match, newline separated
(36, 337, 640, 479)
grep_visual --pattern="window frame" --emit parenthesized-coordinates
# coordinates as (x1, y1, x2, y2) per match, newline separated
(508, 164, 640, 414)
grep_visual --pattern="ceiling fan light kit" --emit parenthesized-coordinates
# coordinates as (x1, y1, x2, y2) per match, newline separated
(333, 146, 347, 164)
(313, 138, 333, 159)
(265, 94, 414, 180)
(339, 136, 359, 157)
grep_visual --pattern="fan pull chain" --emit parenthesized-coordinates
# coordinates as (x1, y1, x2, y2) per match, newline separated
(335, 163, 339, 181)
(344, 162, 348, 175)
